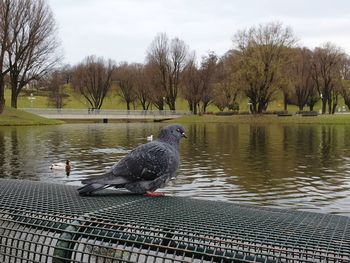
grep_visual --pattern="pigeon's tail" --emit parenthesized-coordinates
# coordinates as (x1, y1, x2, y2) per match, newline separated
(77, 183, 108, 195)
(78, 172, 130, 195)
(81, 171, 127, 185)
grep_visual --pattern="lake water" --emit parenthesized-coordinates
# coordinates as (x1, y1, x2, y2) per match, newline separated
(1, 122, 350, 215)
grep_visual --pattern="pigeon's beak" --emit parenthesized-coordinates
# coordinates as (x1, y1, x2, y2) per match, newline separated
(182, 132, 187, 138)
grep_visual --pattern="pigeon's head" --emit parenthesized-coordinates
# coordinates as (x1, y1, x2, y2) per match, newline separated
(158, 124, 187, 144)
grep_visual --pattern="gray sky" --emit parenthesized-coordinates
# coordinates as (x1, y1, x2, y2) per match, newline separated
(48, 0, 350, 65)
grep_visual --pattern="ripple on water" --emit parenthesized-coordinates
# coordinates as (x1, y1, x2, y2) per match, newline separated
(91, 147, 130, 154)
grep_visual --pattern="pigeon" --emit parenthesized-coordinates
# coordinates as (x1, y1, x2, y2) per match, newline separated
(77, 124, 186, 196)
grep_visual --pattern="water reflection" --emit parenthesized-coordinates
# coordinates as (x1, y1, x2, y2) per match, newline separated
(0, 123, 350, 215)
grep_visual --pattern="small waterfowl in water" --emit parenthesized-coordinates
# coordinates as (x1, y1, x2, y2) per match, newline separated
(51, 160, 71, 170)
(51, 160, 71, 176)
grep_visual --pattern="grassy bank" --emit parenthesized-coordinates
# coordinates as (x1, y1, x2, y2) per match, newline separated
(4, 87, 305, 113)
(0, 107, 63, 126)
(168, 114, 350, 125)
(6, 87, 217, 111)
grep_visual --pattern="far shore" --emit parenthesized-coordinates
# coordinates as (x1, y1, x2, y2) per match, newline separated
(0, 107, 63, 126)
(167, 113, 350, 125)
(1, 107, 350, 126)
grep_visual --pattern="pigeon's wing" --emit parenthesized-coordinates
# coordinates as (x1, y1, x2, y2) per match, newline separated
(82, 141, 176, 186)
(117, 141, 175, 182)
(81, 153, 135, 185)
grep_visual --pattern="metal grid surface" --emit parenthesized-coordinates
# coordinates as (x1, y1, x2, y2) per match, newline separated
(0, 179, 349, 263)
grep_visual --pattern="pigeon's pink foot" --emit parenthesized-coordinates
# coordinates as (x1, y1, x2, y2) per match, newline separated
(144, 191, 165, 197)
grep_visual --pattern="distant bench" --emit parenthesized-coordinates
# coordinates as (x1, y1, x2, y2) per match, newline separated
(301, 111, 318, 117)
(277, 111, 293, 117)
(277, 111, 319, 117)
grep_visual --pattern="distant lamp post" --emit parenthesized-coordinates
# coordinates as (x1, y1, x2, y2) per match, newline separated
(319, 93, 324, 114)
(28, 93, 36, 108)
(247, 100, 252, 114)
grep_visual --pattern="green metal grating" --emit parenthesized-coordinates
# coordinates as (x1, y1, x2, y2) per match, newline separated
(0, 179, 349, 263)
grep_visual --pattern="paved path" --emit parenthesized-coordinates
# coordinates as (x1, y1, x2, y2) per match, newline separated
(21, 108, 189, 120)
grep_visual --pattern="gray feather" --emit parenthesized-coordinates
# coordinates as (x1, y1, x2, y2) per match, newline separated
(81, 171, 130, 185)
(77, 183, 108, 195)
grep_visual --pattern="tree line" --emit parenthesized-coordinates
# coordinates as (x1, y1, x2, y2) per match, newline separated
(1, 0, 350, 115)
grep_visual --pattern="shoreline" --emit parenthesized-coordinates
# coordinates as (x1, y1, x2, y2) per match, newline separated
(1, 107, 350, 126)
(0, 107, 63, 126)
(167, 114, 350, 125)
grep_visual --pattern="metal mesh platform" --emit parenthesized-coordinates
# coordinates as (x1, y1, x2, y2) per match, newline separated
(0, 179, 349, 263)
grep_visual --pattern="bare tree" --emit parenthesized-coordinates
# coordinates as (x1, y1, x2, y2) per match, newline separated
(144, 61, 166, 110)
(213, 52, 240, 112)
(341, 89, 350, 110)
(182, 53, 201, 114)
(39, 69, 67, 108)
(181, 51, 221, 113)
(276, 47, 295, 111)
(311, 43, 344, 114)
(233, 22, 296, 114)
(72, 56, 115, 110)
(289, 47, 316, 111)
(340, 55, 350, 110)
(0, 0, 12, 113)
(114, 62, 137, 111)
(7, 0, 60, 108)
(168, 37, 188, 109)
(133, 64, 151, 110)
(146, 33, 188, 110)
(60, 64, 73, 85)
(199, 52, 218, 113)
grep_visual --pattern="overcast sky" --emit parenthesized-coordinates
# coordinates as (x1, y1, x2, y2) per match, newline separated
(48, 0, 350, 65)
